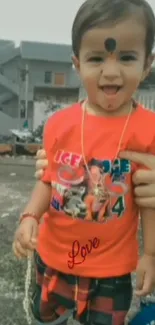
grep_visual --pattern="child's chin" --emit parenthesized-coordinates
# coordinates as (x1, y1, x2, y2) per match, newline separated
(100, 103, 120, 112)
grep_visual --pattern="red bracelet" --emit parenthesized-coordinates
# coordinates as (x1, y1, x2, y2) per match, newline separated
(19, 212, 40, 224)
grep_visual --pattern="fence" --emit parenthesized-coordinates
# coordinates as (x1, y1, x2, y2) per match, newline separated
(135, 89, 155, 111)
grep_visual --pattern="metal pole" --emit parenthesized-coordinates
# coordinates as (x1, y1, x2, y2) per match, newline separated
(17, 68, 21, 129)
(25, 64, 29, 121)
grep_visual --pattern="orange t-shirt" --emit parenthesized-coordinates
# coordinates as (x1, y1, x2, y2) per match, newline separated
(37, 103, 155, 278)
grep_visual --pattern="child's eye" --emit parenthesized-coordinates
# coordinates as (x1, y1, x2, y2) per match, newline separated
(120, 55, 137, 62)
(88, 57, 103, 62)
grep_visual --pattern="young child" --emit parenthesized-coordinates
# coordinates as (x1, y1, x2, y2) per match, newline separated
(13, 0, 155, 324)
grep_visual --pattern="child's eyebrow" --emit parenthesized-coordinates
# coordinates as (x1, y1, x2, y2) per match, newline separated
(84, 50, 138, 58)
(119, 50, 138, 56)
(84, 51, 104, 57)
(85, 50, 138, 54)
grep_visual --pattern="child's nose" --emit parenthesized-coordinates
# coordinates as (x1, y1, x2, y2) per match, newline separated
(100, 60, 121, 81)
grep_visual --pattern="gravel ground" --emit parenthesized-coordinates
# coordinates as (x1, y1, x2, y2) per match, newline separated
(0, 157, 153, 325)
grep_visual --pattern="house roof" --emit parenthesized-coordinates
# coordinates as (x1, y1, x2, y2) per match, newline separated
(20, 41, 73, 63)
(0, 40, 73, 64)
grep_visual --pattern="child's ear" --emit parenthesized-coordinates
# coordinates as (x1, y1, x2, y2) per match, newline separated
(72, 55, 80, 73)
(141, 54, 155, 81)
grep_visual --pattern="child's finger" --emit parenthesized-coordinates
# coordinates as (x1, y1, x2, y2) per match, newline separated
(12, 243, 22, 259)
(31, 237, 37, 243)
(142, 274, 154, 295)
(16, 237, 34, 254)
(18, 226, 34, 247)
(135, 273, 154, 296)
(15, 223, 38, 251)
(30, 237, 37, 249)
(135, 288, 147, 296)
(136, 268, 144, 291)
(30, 224, 38, 246)
(35, 170, 44, 179)
(12, 241, 27, 258)
(17, 233, 36, 251)
(35, 149, 46, 160)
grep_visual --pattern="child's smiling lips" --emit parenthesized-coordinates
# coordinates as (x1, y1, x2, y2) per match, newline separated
(99, 85, 122, 95)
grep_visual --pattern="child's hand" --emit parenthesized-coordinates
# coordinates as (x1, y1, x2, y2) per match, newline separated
(135, 254, 155, 296)
(13, 218, 38, 259)
(35, 149, 48, 179)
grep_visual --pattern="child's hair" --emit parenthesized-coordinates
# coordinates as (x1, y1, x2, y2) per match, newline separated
(72, 0, 155, 59)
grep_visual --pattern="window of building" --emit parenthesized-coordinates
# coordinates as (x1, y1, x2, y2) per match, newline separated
(54, 73, 65, 86)
(44, 71, 52, 84)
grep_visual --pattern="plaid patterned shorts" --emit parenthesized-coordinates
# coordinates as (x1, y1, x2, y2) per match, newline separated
(31, 252, 132, 325)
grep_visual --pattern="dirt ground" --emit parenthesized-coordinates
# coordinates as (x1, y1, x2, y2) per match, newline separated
(0, 157, 153, 325)
(0, 157, 36, 325)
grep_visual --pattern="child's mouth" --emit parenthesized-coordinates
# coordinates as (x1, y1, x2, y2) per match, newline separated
(100, 85, 121, 95)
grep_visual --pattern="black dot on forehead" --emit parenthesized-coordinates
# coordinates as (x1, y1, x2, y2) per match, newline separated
(104, 38, 117, 53)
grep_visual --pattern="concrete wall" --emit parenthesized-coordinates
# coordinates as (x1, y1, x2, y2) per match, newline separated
(2, 56, 21, 83)
(0, 111, 33, 135)
(25, 59, 79, 90)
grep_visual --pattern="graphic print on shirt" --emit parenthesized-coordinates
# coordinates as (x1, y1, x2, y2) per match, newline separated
(51, 150, 131, 223)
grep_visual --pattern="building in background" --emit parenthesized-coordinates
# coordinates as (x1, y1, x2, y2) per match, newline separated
(0, 40, 80, 135)
(0, 38, 155, 135)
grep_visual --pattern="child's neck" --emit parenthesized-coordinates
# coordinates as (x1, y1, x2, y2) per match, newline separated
(85, 100, 134, 117)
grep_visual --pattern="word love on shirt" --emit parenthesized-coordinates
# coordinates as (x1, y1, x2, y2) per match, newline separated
(67, 237, 100, 269)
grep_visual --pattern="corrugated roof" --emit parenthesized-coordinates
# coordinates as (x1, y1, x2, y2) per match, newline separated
(20, 41, 73, 63)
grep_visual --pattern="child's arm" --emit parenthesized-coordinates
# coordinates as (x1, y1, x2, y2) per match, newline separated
(13, 181, 51, 258)
(21, 180, 51, 221)
(22, 114, 55, 219)
(13, 116, 54, 258)
(136, 208, 155, 296)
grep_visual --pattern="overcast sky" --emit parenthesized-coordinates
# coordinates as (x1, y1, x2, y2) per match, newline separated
(0, 0, 155, 45)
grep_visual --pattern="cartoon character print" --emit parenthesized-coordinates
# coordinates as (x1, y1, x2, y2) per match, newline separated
(61, 159, 112, 223)
(55, 156, 130, 223)
(63, 185, 87, 219)
(84, 162, 111, 222)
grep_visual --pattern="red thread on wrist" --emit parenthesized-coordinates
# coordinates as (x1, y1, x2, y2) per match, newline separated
(19, 213, 39, 224)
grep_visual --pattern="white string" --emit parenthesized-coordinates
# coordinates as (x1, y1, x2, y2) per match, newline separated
(23, 253, 33, 324)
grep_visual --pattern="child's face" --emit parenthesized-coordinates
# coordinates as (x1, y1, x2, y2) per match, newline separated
(73, 17, 153, 115)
